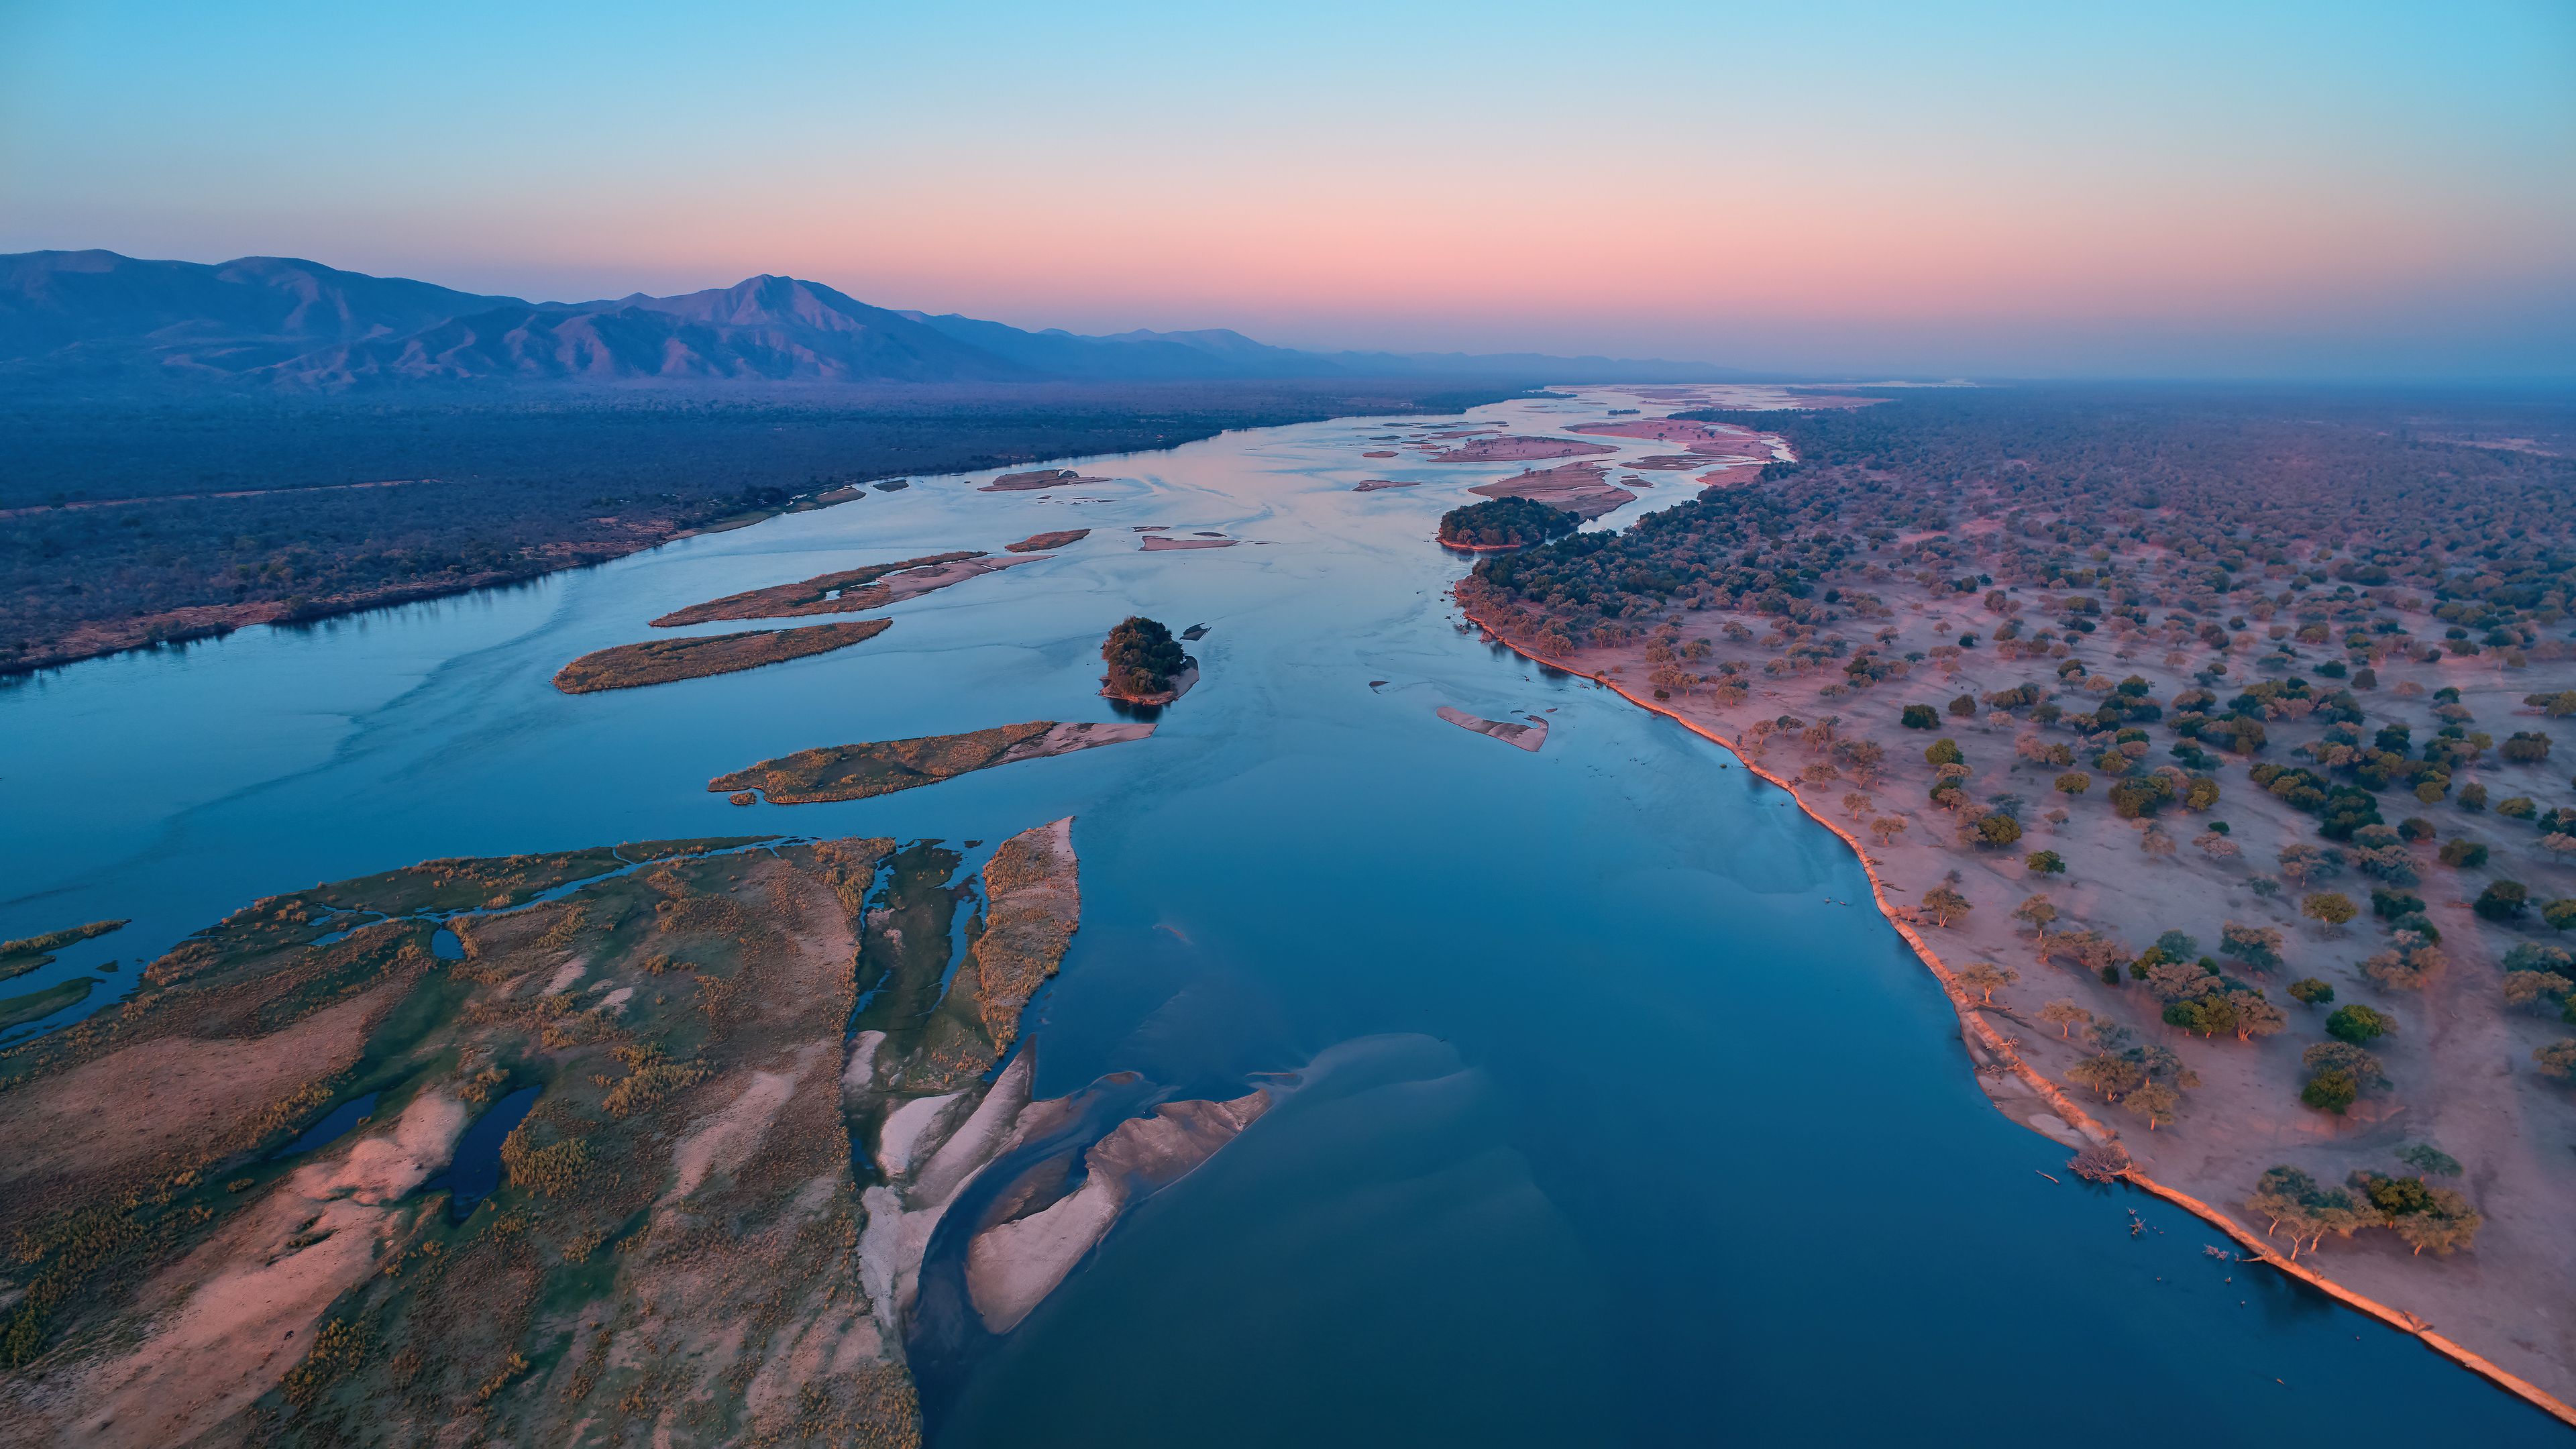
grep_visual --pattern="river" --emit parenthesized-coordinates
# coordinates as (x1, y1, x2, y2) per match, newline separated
(1, 394, 2560, 1443)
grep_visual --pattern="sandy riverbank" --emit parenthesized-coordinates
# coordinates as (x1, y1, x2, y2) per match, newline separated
(1452, 587, 2576, 1430)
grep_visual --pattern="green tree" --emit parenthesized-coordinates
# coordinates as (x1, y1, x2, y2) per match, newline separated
(2054, 771, 2091, 797)
(2220, 921, 2284, 971)
(2287, 977, 2335, 1006)
(2438, 837, 2488, 868)
(1925, 737, 1964, 767)
(1975, 813, 2023, 848)
(2475, 880, 2529, 921)
(1948, 694, 1977, 718)
(2546, 898, 2576, 931)
(1901, 704, 1939, 729)
(2300, 892, 2358, 928)
(2327, 1004, 2393, 1043)
(2025, 849, 2065, 874)
(2302, 1069, 2359, 1114)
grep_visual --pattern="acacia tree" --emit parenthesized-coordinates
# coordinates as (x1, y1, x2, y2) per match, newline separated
(2040, 1000, 2093, 1037)
(1957, 962, 2017, 1003)
(1870, 816, 1908, 845)
(2301, 892, 2359, 930)
(2126, 1081, 2180, 1129)
(1921, 886, 1972, 927)
(2012, 894, 2059, 945)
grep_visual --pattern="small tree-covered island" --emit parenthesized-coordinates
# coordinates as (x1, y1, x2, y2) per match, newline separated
(1437, 496, 1580, 551)
(1098, 615, 1199, 705)
(1452, 387, 2576, 1411)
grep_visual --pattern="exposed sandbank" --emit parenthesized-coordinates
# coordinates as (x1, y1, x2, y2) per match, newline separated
(553, 618, 890, 693)
(708, 720, 1155, 804)
(649, 550, 1018, 626)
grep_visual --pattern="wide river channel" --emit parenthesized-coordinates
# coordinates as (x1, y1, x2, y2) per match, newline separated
(2, 393, 2562, 1444)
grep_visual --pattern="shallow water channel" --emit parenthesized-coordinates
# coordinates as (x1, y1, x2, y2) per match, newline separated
(1, 396, 2561, 1444)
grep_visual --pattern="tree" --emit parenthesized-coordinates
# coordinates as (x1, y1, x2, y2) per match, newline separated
(2125, 1081, 2180, 1129)
(2231, 992, 2288, 1042)
(1099, 616, 1190, 697)
(2012, 895, 2059, 945)
(1920, 886, 1971, 927)
(1948, 694, 1977, 718)
(2054, 771, 2091, 797)
(2277, 843, 2340, 885)
(2503, 971, 2572, 1012)
(2068, 1053, 2148, 1101)
(1957, 962, 2017, 1002)
(2327, 1004, 2393, 1043)
(2025, 849, 2066, 874)
(2182, 776, 2222, 811)
(2220, 922, 2284, 971)
(2501, 731, 2553, 764)
(2361, 935, 2445, 991)
(2474, 880, 2529, 921)
(1975, 812, 2023, 848)
(2394, 1188, 2483, 1256)
(2302, 1069, 2359, 1114)
(1925, 737, 1964, 767)
(2535, 1039, 2576, 1081)
(2438, 837, 2489, 868)
(2288, 977, 2334, 1006)
(2547, 898, 2576, 932)
(2394, 1143, 2462, 1177)
(2040, 1000, 2093, 1038)
(2301, 892, 2359, 928)
(1902, 704, 1938, 729)
(1870, 816, 1908, 845)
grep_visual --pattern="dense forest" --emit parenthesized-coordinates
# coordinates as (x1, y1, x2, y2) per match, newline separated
(0, 380, 1521, 672)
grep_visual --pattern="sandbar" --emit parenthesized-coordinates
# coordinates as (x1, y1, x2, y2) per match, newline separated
(1436, 705, 1549, 752)
(649, 551, 1013, 627)
(554, 618, 890, 694)
(1353, 480, 1420, 492)
(1141, 535, 1237, 551)
(708, 720, 1154, 804)
(982, 468, 1110, 492)
(1468, 462, 1636, 520)
(1006, 529, 1091, 553)
(1428, 435, 1617, 464)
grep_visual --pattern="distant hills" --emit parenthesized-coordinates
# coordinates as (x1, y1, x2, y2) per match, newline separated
(0, 250, 1744, 394)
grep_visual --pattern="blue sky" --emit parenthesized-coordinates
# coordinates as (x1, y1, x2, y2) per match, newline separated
(3, 0, 2571, 378)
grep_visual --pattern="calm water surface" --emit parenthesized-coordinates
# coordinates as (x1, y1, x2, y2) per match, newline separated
(1, 398, 2559, 1444)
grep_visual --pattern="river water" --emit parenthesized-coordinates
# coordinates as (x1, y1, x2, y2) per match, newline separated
(1, 395, 2559, 1443)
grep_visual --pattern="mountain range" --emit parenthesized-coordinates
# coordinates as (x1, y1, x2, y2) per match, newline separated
(0, 250, 1741, 394)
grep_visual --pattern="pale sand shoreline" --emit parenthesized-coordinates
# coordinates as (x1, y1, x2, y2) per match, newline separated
(1453, 588, 2576, 1430)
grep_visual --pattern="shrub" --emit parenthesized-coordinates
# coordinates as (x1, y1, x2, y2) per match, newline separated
(2398, 817, 2436, 842)
(2501, 731, 2553, 764)
(1901, 704, 1938, 729)
(2054, 771, 2090, 796)
(1948, 694, 1977, 718)
(2326, 1004, 2394, 1043)
(2438, 838, 2488, 868)
(2220, 922, 2284, 971)
(2546, 899, 2576, 932)
(2025, 849, 2065, 874)
(1925, 737, 1964, 767)
(2536, 1040, 2576, 1081)
(2499, 796, 2537, 820)
(2459, 782, 2488, 810)
(2369, 887, 2425, 920)
(2288, 977, 2334, 1006)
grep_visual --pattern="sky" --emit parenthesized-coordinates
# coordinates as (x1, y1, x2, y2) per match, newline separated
(3, 0, 2572, 380)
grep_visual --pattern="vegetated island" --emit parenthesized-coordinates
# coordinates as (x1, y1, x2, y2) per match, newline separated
(1006, 529, 1091, 552)
(981, 468, 1110, 492)
(1435, 705, 1548, 752)
(648, 550, 1026, 626)
(1099, 616, 1199, 705)
(1438, 496, 1580, 550)
(1426, 435, 1617, 464)
(0, 823, 1269, 1444)
(1451, 386, 2576, 1421)
(1469, 461, 1635, 520)
(1352, 480, 1420, 492)
(0, 977, 95, 1032)
(0, 918, 127, 983)
(708, 720, 1155, 804)
(553, 618, 890, 694)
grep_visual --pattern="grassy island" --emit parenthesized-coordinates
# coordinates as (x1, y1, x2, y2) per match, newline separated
(1450, 384, 2576, 1417)
(1100, 616, 1196, 703)
(0, 918, 127, 982)
(553, 618, 889, 693)
(647, 550, 989, 626)
(1438, 496, 1579, 550)
(708, 719, 1154, 803)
